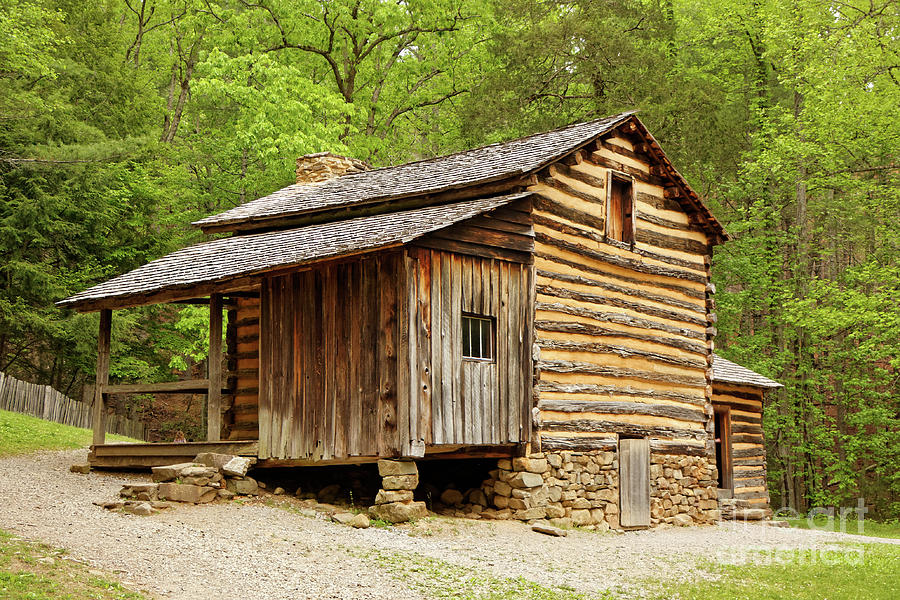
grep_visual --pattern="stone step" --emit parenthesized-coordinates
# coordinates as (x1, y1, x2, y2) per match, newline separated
(721, 508, 767, 521)
(716, 488, 734, 500)
(718, 497, 750, 509)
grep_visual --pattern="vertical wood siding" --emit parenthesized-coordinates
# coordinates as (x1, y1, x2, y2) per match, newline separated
(404, 248, 532, 448)
(712, 383, 770, 509)
(258, 253, 401, 460)
(530, 134, 713, 455)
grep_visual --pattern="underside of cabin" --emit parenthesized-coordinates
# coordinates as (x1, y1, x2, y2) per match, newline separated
(68, 113, 780, 528)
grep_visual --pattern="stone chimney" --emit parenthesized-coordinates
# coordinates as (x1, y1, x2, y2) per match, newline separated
(295, 152, 369, 184)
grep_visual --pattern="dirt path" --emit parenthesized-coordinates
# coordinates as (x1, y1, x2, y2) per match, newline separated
(0, 450, 892, 599)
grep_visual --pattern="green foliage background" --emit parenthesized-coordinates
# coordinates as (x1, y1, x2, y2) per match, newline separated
(1, 0, 897, 515)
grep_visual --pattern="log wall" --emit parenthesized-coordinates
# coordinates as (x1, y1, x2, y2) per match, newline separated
(227, 296, 261, 440)
(712, 382, 770, 509)
(528, 133, 714, 456)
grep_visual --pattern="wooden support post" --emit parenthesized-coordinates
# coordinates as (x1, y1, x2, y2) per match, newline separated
(207, 294, 223, 441)
(92, 309, 111, 446)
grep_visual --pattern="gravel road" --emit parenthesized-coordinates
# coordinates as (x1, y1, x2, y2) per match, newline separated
(0, 449, 892, 599)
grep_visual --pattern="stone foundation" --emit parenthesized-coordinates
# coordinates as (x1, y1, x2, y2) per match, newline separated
(480, 450, 720, 528)
(368, 459, 427, 523)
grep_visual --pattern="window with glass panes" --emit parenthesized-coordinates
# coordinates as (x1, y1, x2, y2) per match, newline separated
(461, 315, 494, 361)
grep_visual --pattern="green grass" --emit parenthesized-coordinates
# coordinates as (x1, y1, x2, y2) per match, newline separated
(0, 409, 140, 457)
(649, 543, 900, 600)
(0, 529, 148, 599)
(782, 515, 900, 539)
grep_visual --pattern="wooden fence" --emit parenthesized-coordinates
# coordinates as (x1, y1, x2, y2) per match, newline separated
(0, 372, 147, 440)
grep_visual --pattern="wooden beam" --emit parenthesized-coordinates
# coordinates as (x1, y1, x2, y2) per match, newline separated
(208, 293, 223, 441)
(92, 309, 111, 446)
(102, 379, 220, 394)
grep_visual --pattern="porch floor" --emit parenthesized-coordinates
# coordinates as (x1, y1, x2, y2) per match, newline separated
(88, 440, 259, 469)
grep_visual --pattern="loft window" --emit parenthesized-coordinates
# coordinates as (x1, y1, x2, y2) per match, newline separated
(606, 171, 635, 244)
(462, 315, 494, 361)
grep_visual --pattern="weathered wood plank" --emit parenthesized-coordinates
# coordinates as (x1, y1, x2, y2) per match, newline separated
(620, 438, 651, 528)
(537, 400, 706, 423)
(92, 309, 112, 446)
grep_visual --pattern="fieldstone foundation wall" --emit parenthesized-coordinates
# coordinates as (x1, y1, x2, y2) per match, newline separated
(481, 450, 720, 529)
(650, 454, 720, 526)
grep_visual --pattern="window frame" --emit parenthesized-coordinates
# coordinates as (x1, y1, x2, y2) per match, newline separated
(461, 313, 495, 362)
(605, 169, 636, 246)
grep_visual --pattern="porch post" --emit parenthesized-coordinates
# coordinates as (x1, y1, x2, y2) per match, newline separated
(207, 293, 223, 441)
(92, 309, 112, 446)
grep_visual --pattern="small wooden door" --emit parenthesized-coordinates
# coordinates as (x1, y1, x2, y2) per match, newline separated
(619, 438, 651, 528)
(714, 406, 733, 490)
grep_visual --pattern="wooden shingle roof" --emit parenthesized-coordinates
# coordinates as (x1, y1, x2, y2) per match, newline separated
(711, 354, 782, 389)
(59, 193, 530, 311)
(193, 112, 637, 232)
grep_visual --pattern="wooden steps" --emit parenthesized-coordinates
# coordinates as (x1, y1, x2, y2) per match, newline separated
(89, 440, 259, 469)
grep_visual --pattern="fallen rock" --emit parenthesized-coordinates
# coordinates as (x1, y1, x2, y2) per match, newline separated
(96, 500, 124, 510)
(69, 464, 91, 474)
(273, 487, 285, 495)
(369, 501, 428, 523)
(332, 512, 357, 526)
(119, 483, 159, 500)
(225, 477, 259, 496)
(532, 520, 567, 537)
(151, 462, 199, 482)
(349, 513, 370, 529)
(125, 502, 154, 516)
(222, 456, 252, 478)
(374, 489, 414, 505)
(467, 489, 488, 507)
(377, 459, 418, 477)
(158, 483, 217, 504)
(440, 489, 464, 506)
(217, 489, 236, 500)
(180, 466, 218, 479)
(382, 474, 419, 491)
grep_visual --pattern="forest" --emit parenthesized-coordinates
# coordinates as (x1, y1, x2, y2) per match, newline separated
(1, 0, 897, 517)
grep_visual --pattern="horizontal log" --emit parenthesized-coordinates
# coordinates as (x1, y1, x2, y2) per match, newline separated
(734, 491, 770, 501)
(537, 284, 707, 327)
(637, 191, 683, 213)
(539, 175, 606, 208)
(733, 457, 766, 467)
(649, 439, 708, 456)
(536, 250, 705, 300)
(536, 232, 706, 283)
(712, 387, 765, 402)
(538, 338, 707, 370)
(732, 447, 766, 459)
(537, 267, 704, 314)
(538, 399, 706, 423)
(542, 418, 706, 440)
(587, 153, 667, 186)
(540, 434, 618, 451)
(534, 195, 605, 232)
(102, 380, 223, 395)
(534, 213, 707, 272)
(536, 301, 705, 342)
(536, 319, 707, 356)
(731, 433, 764, 444)
(235, 316, 260, 328)
(730, 413, 762, 425)
(598, 139, 650, 164)
(538, 358, 707, 388)
(636, 228, 709, 256)
(537, 381, 706, 405)
(636, 210, 695, 233)
(552, 162, 607, 189)
(734, 477, 768, 489)
(731, 422, 764, 435)
(237, 333, 260, 344)
(732, 468, 767, 479)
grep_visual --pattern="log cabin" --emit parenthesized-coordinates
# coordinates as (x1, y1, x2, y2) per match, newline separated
(60, 112, 782, 528)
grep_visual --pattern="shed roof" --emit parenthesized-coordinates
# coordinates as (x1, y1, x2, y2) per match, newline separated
(59, 193, 529, 311)
(192, 112, 726, 243)
(711, 354, 782, 389)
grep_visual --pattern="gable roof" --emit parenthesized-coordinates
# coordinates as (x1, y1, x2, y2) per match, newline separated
(59, 193, 529, 311)
(711, 354, 782, 389)
(192, 112, 726, 243)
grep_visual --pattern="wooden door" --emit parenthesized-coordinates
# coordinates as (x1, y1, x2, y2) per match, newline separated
(619, 438, 651, 528)
(714, 406, 733, 490)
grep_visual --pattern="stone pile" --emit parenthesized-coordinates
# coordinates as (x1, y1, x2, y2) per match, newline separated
(105, 452, 256, 514)
(368, 459, 427, 524)
(718, 497, 766, 521)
